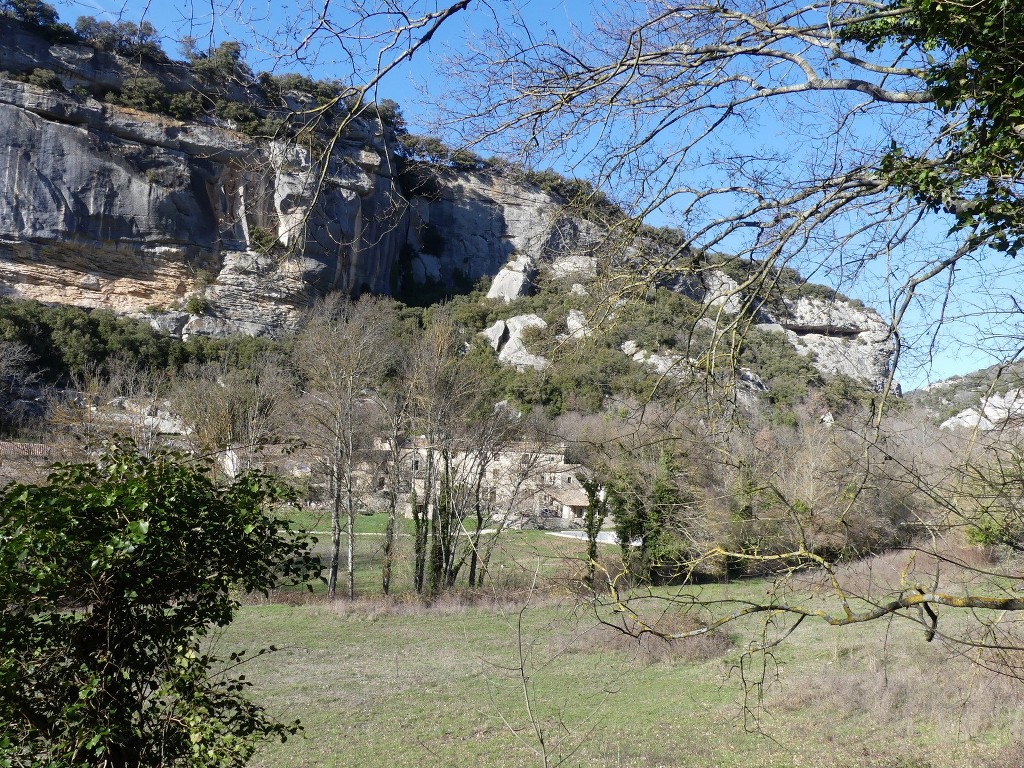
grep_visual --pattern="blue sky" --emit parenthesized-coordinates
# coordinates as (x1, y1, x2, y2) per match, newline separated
(56, 0, 1018, 389)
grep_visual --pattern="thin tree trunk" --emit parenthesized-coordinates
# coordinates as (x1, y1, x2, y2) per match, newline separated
(328, 460, 341, 600)
(381, 409, 404, 595)
(344, 453, 355, 600)
(347, 504, 355, 600)
(382, 512, 396, 595)
(412, 487, 427, 593)
(468, 509, 481, 588)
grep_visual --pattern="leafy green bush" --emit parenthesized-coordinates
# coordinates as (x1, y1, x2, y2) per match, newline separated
(740, 327, 824, 415)
(168, 89, 204, 120)
(214, 98, 261, 132)
(521, 168, 623, 220)
(0, 0, 77, 41)
(24, 67, 60, 90)
(185, 39, 251, 85)
(0, 446, 319, 766)
(821, 373, 875, 414)
(0, 297, 284, 384)
(74, 16, 166, 60)
(398, 134, 451, 163)
(370, 98, 405, 132)
(250, 226, 281, 253)
(260, 72, 343, 106)
(615, 288, 704, 351)
(184, 294, 208, 315)
(106, 76, 169, 113)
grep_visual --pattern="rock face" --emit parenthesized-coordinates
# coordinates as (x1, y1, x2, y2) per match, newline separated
(757, 297, 894, 391)
(940, 388, 1024, 431)
(0, 18, 576, 336)
(481, 315, 549, 371)
(0, 18, 895, 391)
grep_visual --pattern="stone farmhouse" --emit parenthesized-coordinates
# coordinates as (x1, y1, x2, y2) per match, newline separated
(357, 438, 592, 528)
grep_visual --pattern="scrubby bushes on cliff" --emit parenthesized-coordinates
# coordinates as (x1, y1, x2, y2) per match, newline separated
(16, 67, 60, 90)
(74, 16, 166, 61)
(105, 76, 170, 113)
(0, 0, 76, 42)
(398, 134, 486, 171)
(0, 299, 283, 385)
(184, 39, 252, 86)
(740, 328, 824, 420)
(258, 72, 344, 106)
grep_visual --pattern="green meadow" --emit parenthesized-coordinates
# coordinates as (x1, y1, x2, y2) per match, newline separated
(217, 521, 1023, 768)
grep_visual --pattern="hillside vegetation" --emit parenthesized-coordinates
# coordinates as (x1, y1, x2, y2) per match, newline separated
(3, 3, 1024, 766)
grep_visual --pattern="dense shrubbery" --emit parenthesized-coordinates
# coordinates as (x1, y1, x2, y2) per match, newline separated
(0, 446, 318, 765)
(0, 298, 284, 384)
(0, 0, 76, 42)
(740, 328, 824, 420)
(74, 16, 166, 60)
(21, 67, 60, 89)
(183, 39, 251, 85)
(259, 72, 343, 106)
(614, 288, 704, 351)
(105, 75, 169, 112)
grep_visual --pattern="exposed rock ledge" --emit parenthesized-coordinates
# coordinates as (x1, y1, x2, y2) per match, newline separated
(757, 297, 894, 391)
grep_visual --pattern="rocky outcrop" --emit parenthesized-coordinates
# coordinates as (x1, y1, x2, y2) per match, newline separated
(487, 254, 535, 302)
(485, 214, 601, 302)
(941, 388, 1024, 431)
(757, 297, 894, 391)
(703, 270, 743, 315)
(563, 309, 592, 340)
(620, 340, 688, 377)
(0, 19, 579, 336)
(0, 18, 896, 395)
(481, 315, 549, 371)
(618, 338, 767, 406)
(0, 72, 576, 334)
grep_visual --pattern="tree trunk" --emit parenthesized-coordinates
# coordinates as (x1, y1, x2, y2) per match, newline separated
(468, 502, 483, 588)
(381, 415, 404, 595)
(382, 512, 395, 595)
(347, 504, 355, 600)
(412, 488, 427, 593)
(328, 462, 341, 600)
(345, 458, 355, 600)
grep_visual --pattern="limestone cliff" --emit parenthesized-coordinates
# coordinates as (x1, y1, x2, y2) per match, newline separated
(0, 17, 893, 391)
(758, 296, 894, 391)
(0, 17, 574, 337)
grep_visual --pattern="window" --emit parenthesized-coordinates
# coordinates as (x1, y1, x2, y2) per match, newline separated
(412, 458, 421, 472)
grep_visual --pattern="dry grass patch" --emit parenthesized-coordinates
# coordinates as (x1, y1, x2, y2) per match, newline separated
(790, 539, 1005, 601)
(587, 612, 734, 665)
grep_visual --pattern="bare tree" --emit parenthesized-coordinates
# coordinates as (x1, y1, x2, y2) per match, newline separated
(0, 340, 36, 436)
(294, 294, 398, 599)
(369, 336, 414, 596)
(407, 308, 479, 593)
(404, 308, 534, 592)
(171, 355, 293, 478)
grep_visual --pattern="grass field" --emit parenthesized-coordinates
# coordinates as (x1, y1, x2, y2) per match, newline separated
(218, 523, 1024, 767)
(286, 511, 598, 597)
